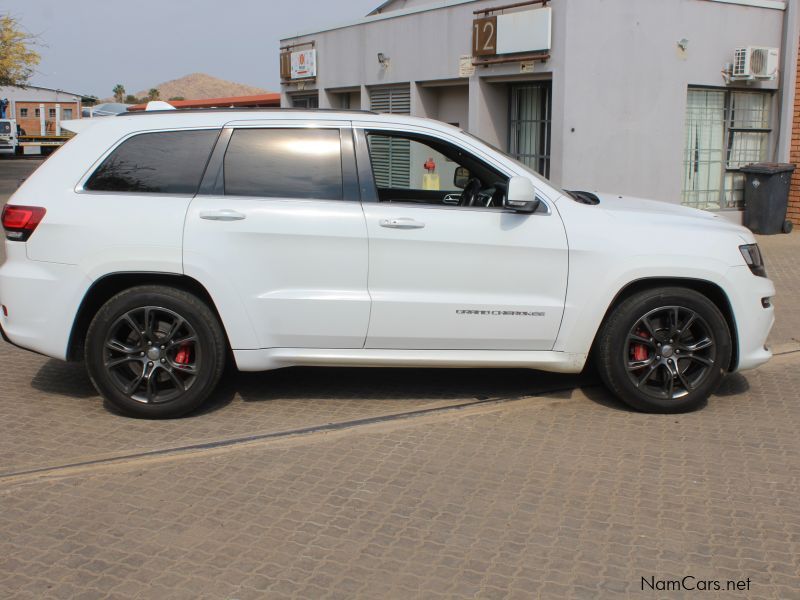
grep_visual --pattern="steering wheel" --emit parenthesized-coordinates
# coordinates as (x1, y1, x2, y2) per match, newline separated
(460, 177, 482, 207)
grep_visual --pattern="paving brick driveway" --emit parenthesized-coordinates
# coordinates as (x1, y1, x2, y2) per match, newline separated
(1, 158, 799, 599)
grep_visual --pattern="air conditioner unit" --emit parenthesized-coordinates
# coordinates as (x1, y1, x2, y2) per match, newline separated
(732, 47, 779, 80)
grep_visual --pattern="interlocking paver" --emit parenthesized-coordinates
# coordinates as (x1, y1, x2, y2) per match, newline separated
(2, 158, 800, 598)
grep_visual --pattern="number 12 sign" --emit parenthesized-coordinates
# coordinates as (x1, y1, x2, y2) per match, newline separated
(473, 16, 497, 57)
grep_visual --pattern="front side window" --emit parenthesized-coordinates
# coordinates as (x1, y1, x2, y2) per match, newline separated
(223, 128, 343, 200)
(682, 88, 772, 209)
(85, 129, 219, 193)
(0, 122, 10, 134)
(366, 130, 508, 209)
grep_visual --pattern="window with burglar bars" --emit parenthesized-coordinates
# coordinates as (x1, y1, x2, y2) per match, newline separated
(509, 82, 551, 178)
(682, 88, 772, 210)
(369, 86, 411, 188)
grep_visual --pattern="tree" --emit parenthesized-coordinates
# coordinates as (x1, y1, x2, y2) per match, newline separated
(168, 96, 185, 101)
(112, 84, 125, 103)
(147, 88, 160, 101)
(124, 94, 139, 104)
(0, 15, 40, 87)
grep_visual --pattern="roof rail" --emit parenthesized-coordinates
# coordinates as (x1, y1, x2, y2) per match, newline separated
(118, 107, 379, 117)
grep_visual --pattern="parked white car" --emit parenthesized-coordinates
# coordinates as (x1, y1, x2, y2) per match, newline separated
(0, 109, 774, 417)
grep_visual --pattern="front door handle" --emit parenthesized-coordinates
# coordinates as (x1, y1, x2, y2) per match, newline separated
(200, 209, 246, 221)
(379, 218, 425, 230)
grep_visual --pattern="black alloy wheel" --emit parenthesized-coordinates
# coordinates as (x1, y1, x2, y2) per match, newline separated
(625, 306, 716, 400)
(595, 287, 731, 413)
(86, 286, 226, 418)
(103, 306, 200, 404)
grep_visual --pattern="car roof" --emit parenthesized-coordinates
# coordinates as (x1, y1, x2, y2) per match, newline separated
(98, 108, 462, 133)
(62, 108, 465, 143)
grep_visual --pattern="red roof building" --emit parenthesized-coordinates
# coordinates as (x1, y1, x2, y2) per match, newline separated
(128, 93, 280, 112)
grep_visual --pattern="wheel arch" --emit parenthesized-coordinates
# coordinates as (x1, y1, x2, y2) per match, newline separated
(67, 272, 230, 361)
(592, 277, 739, 371)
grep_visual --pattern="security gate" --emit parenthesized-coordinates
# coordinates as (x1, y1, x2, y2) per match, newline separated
(509, 82, 552, 178)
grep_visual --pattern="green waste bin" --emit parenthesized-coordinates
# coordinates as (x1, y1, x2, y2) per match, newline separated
(740, 162, 796, 235)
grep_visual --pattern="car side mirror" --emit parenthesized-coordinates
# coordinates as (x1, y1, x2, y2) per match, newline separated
(453, 167, 470, 189)
(505, 176, 540, 213)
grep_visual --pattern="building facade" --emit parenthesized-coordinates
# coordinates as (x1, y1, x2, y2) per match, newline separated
(0, 85, 83, 136)
(280, 0, 799, 220)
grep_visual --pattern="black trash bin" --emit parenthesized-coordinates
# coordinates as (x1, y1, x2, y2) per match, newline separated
(741, 162, 796, 234)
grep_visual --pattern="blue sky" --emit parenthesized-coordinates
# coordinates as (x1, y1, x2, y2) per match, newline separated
(2, 0, 378, 97)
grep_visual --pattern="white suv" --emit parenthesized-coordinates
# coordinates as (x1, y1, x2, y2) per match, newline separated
(0, 109, 775, 417)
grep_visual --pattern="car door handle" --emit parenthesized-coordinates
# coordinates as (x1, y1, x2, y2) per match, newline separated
(199, 209, 246, 221)
(379, 218, 425, 229)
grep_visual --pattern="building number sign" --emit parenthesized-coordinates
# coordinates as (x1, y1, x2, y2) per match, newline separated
(473, 16, 497, 56)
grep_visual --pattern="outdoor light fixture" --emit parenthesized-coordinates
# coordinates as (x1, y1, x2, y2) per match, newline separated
(677, 38, 689, 51)
(377, 52, 390, 68)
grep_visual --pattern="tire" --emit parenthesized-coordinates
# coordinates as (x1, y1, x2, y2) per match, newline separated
(85, 285, 227, 418)
(783, 220, 793, 234)
(594, 287, 731, 413)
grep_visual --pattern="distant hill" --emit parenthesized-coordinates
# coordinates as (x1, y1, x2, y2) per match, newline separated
(104, 73, 272, 102)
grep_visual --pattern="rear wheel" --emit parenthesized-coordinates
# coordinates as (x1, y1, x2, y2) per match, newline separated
(85, 285, 226, 418)
(595, 287, 731, 413)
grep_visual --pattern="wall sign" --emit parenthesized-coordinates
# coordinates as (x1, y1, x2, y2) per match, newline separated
(472, 6, 552, 57)
(290, 49, 317, 79)
(472, 16, 497, 57)
(459, 55, 476, 77)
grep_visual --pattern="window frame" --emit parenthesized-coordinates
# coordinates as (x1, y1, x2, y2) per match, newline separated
(76, 127, 222, 196)
(682, 86, 773, 210)
(197, 123, 359, 202)
(353, 127, 541, 214)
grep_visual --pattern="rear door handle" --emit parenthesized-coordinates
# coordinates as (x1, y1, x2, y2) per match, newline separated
(199, 209, 246, 221)
(379, 218, 425, 230)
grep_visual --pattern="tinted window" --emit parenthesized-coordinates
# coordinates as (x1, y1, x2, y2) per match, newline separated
(0, 123, 10, 134)
(85, 129, 219, 194)
(224, 128, 342, 200)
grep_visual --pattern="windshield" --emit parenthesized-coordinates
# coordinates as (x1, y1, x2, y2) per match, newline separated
(461, 130, 564, 194)
(0, 122, 10, 134)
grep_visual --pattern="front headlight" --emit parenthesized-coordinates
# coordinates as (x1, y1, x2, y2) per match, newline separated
(739, 244, 767, 277)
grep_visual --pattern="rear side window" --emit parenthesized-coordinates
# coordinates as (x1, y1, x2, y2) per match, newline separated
(85, 129, 219, 194)
(224, 128, 342, 200)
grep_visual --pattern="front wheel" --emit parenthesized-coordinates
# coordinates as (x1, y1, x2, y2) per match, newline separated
(85, 285, 227, 418)
(595, 287, 732, 413)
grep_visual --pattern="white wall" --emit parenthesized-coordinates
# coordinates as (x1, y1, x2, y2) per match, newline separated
(557, 0, 784, 204)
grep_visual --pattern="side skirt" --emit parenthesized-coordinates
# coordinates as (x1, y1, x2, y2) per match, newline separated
(232, 348, 588, 374)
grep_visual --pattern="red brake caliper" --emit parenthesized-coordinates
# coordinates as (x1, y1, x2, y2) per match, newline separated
(174, 343, 192, 366)
(632, 329, 649, 362)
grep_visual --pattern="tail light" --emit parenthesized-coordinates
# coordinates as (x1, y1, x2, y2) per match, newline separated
(1, 205, 46, 242)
